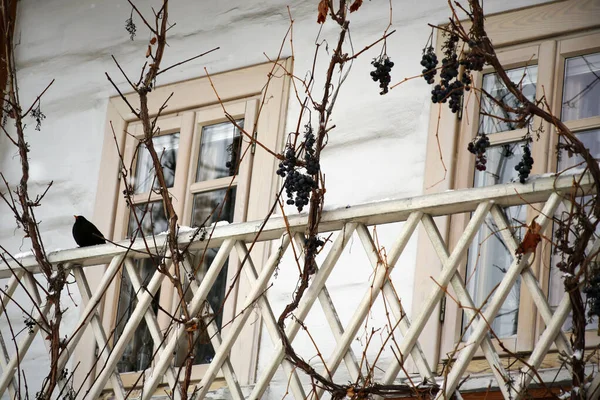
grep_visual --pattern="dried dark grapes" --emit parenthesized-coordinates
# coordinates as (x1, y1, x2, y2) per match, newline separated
(420, 46, 438, 84)
(514, 141, 534, 183)
(584, 272, 600, 319)
(277, 125, 319, 212)
(370, 55, 394, 95)
(303, 124, 319, 175)
(468, 134, 490, 171)
(125, 11, 136, 40)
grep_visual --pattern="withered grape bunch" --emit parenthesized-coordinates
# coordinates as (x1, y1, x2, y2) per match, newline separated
(468, 133, 490, 171)
(276, 125, 320, 212)
(420, 46, 438, 84)
(421, 33, 481, 114)
(584, 272, 600, 319)
(370, 55, 394, 95)
(515, 141, 534, 183)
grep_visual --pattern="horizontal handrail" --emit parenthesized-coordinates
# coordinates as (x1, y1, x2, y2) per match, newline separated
(3, 172, 590, 278)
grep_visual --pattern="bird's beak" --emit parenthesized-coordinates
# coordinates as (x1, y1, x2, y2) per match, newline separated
(73, 215, 77, 219)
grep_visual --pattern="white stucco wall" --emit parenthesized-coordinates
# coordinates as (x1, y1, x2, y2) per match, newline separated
(0, 0, 551, 398)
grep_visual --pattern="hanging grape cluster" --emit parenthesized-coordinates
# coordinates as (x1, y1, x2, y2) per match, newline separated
(421, 33, 483, 114)
(460, 41, 486, 72)
(467, 133, 490, 171)
(125, 11, 136, 40)
(304, 124, 320, 175)
(584, 272, 600, 319)
(370, 55, 394, 95)
(514, 141, 534, 183)
(420, 46, 438, 84)
(31, 103, 45, 131)
(276, 125, 320, 212)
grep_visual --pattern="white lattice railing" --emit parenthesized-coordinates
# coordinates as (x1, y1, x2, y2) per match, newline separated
(3, 173, 599, 400)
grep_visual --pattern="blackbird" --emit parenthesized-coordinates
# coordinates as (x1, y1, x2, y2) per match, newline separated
(72, 215, 106, 247)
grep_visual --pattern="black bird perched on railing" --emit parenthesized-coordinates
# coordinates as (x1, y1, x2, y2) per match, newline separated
(72, 215, 106, 247)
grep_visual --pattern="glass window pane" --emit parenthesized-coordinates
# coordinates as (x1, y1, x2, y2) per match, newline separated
(181, 188, 237, 364)
(191, 187, 237, 227)
(115, 201, 167, 372)
(175, 247, 229, 366)
(128, 201, 168, 238)
(114, 259, 159, 373)
(562, 52, 600, 121)
(196, 121, 243, 182)
(464, 143, 526, 339)
(549, 128, 600, 330)
(134, 133, 180, 194)
(480, 66, 537, 135)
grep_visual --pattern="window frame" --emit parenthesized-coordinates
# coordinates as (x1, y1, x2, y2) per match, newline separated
(441, 43, 550, 359)
(413, 0, 600, 374)
(74, 60, 292, 390)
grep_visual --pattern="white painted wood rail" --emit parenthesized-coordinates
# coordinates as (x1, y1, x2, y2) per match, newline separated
(2, 173, 596, 399)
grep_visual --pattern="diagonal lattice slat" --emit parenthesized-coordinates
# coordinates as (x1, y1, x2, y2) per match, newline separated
(86, 252, 173, 399)
(123, 258, 181, 393)
(489, 201, 573, 357)
(72, 265, 127, 400)
(436, 194, 561, 399)
(292, 233, 362, 384)
(0, 270, 23, 399)
(138, 238, 236, 399)
(380, 201, 493, 388)
(422, 213, 513, 399)
(250, 223, 358, 400)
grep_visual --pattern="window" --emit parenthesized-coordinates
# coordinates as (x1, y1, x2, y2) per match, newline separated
(414, 0, 600, 373)
(76, 61, 291, 386)
(549, 49, 600, 332)
(112, 108, 250, 374)
(442, 46, 546, 357)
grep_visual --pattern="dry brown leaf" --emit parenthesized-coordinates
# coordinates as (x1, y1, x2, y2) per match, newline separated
(349, 0, 363, 12)
(145, 45, 152, 58)
(317, 0, 328, 24)
(515, 217, 542, 255)
(150, 37, 157, 45)
(346, 387, 355, 397)
(185, 321, 198, 332)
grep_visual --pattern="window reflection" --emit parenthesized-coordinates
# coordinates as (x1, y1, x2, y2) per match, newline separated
(134, 133, 180, 194)
(464, 143, 525, 339)
(191, 188, 237, 228)
(196, 121, 243, 182)
(128, 201, 169, 238)
(562, 52, 600, 121)
(480, 66, 537, 135)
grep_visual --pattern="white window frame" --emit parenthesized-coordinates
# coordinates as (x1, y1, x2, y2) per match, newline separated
(414, 0, 600, 374)
(74, 60, 292, 390)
